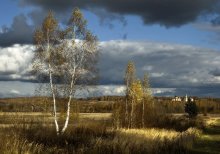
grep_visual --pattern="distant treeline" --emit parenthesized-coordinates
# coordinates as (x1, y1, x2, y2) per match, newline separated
(0, 96, 220, 114)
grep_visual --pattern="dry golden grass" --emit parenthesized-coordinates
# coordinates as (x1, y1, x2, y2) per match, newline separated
(0, 112, 112, 132)
(92, 127, 201, 154)
(205, 116, 220, 126)
(0, 112, 111, 121)
(79, 113, 111, 120)
(0, 123, 201, 154)
(0, 110, 205, 154)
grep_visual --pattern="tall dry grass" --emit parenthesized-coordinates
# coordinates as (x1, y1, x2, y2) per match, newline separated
(0, 122, 201, 154)
(0, 121, 108, 154)
(92, 127, 201, 154)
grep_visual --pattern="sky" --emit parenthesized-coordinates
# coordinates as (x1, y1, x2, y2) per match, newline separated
(0, 0, 220, 97)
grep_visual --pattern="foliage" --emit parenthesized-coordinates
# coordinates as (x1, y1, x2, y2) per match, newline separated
(142, 73, 152, 100)
(125, 61, 136, 90)
(129, 80, 143, 102)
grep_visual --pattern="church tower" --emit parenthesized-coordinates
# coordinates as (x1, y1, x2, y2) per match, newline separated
(185, 94, 188, 102)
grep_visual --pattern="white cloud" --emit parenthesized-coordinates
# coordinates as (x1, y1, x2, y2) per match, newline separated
(0, 44, 34, 81)
(152, 88, 176, 95)
(0, 40, 220, 97)
(151, 72, 165, 78)
(10, 89, 20, 94)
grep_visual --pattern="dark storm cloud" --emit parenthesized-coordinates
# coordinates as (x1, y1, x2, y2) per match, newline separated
(0, 14, 34, 47)
(19, 0, 219, 27)
(1, 0, 217, 47)
(170, 87, 220, 97)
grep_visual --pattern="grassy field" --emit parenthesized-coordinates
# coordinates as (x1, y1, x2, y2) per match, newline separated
(0, 97, 219, 153)
(0, 112, 112, 129)
(0, 112, 201, 154)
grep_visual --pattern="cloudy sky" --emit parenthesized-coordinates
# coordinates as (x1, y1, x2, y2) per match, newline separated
(0, 0, 220, 97)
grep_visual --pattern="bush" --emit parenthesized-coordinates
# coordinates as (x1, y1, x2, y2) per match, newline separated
(185, 99, 198, 118)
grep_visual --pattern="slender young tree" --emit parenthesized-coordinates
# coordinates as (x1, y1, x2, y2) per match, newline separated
(33, 8, 98, 135)
(124, 61, 136, 128)
(33, 11, 60, 134)
(60, 8, 98, 134)
(129, 79, 143, 128)
(142, 73, 152, 127)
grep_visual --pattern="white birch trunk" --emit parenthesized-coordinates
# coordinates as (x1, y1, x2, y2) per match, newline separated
(61, 96, 71, 134)
(61, 33, 86, 133)
(61, 26, 76, 134)
(49, 64, 60, 135)
(61, 67, 76, 134)
(47, 31, 59, 135)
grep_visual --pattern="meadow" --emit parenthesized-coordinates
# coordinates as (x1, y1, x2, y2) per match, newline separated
(0, 97, 219, 153)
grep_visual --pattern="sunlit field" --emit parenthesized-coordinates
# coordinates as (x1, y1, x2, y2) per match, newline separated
(0, 111, 202, 154)
(0, 96, 220, 153)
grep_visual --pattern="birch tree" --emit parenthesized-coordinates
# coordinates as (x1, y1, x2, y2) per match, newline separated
(129, 80, 143, 128)
(60, 8, 98, 134)
(142, 73, 152, 127)
(124, 61, 136, 128)
(33, 8, 98, 135)
(33, 11, 60, 134)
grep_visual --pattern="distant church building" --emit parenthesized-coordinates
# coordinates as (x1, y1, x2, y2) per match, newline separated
(171, 94, 194, 102)
(185, 94, 188, 102)
(172, 96, 182, 102)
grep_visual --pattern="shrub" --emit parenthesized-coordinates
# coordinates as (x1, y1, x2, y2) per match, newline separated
(185, 99, 198, 118)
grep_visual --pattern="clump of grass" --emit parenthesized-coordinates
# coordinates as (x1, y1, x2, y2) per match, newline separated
(0, 127, 44, 154)
(0, 121, 109, 154)
(92, 127, 201, 154)
(0, 117, 202, 154)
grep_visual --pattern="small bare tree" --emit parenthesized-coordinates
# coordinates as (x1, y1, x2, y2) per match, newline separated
(33, 8, 98, 135)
